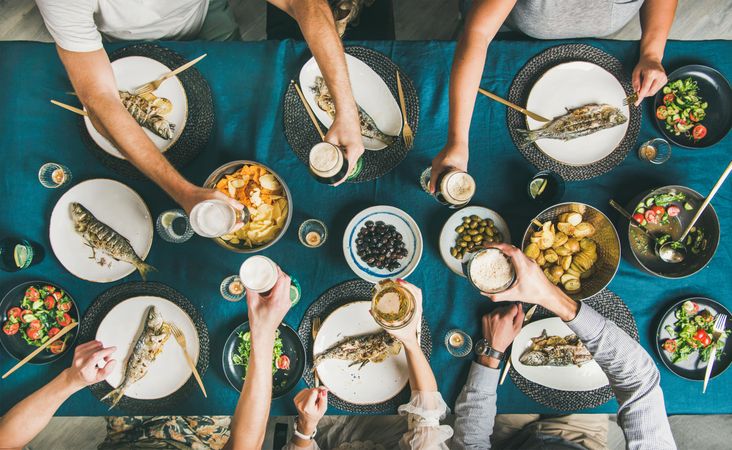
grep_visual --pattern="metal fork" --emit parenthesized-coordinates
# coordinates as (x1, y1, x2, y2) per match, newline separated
(703, 313, 727, 393)
(169, 323, 207, 397)
(311, 316, 322, 388)
(132, 54, 207, 96)
(622, 92, 639, 106)
(396, 71, 414, 148)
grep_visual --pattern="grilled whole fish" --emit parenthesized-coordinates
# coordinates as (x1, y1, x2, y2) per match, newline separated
(101, 306, 171, 409)
(312, 76, 397, 147)
(516, 103, 627, 147)
(70, 202, 156, 280)
(119, 91, 175, 140)
(519, 330, 592, 367)
(313, 330, 402, 369)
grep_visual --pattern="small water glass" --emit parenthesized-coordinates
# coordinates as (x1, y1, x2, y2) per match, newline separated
(638, 138, 671, 164)
(38, 163, 72, 189)
(156, 209, 194, 243)
(298, 219, 327, 248)
(445, 329, 473, 358)
(220, 275, 245, 302)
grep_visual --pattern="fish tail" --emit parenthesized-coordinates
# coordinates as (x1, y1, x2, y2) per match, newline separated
(133, 259, 157, 281)
(515, 128, 542, 148)
(101, 385, 126, 410)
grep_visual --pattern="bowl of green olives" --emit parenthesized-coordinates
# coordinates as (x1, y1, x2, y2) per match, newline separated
(439, 206, 512, 277)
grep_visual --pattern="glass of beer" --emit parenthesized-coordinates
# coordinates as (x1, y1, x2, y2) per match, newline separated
(371, 279, 416, 330)
(465, 248, 516, 294)
(308, 142, 363, 184)
(239, 255, 301, 305)
(189, 199, 249, 238)
(419, 167, 475, 208)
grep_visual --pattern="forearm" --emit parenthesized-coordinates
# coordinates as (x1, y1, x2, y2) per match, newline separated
(0, 370, 80, 449)
(638, 0, 677, 61)
(227, 332, 276, 450)
(404, 341, 437, 392)
(452, 362, 499, 450)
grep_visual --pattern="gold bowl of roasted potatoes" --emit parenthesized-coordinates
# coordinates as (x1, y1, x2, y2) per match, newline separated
(521, 202, 620, 301)
(204, 160, 292, 253)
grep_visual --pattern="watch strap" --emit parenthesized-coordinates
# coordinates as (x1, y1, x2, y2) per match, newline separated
(475, 338, 505, 360)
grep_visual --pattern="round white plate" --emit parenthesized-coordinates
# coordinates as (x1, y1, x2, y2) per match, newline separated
(314, 301, 408, 405)
(512, 317, 608, 391)
(525, 61, 630, 166)
(49, 179, 153, 283)
(95, 296, 199, 400)
(84, 56, 187, 159)
(299, 54, 402, 151)
(439, 206, 511, 277)
(343, 205, 422, 283)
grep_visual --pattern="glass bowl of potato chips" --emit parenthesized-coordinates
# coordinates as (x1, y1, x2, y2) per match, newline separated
(204, 161, 292, 253)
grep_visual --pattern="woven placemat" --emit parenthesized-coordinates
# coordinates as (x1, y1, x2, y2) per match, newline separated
(78, 282, 209, 414)
(79, 43, 214, 179)
(283, 47, 419, 182)
(507, 44, 641, 180)
(297, 279, 432, 414)
(509, 289, 639, 411)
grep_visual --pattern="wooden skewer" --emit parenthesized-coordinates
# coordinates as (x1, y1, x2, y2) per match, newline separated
(2, 322, 78, 379)
(291, 80, 325, 140)
(50, 100, 87, 117)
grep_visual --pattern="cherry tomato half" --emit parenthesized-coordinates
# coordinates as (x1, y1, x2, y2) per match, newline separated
(694, 329, 712, 347)
(29, 320, 42, 330)
(48, 327, 60, 338)
(43, 285, 56, 293)
(632, 213, 645, 224)
(7, 307, 22, 320)
(27, 328, 41, 340)
(656, 106, 668, 120)
(644, 210, 659, 224)
(651, 205, 665, 216)
(57, 313, 72, 327)
(693, 125, 707, 140)
(667, 205, 681, 217)
(26, 287, 39, 300)
(49, 341, 66, 354)
(52, 291, 64, 301)
(44, 296, 56, 310)
(663, 93, 675, 104)
(276, 355, 291, 370)
(3, 322, 19, 336)
(57, 301, 72, 313)
(662, 339, 677, 353)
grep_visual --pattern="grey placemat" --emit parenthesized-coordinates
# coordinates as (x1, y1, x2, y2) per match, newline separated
(297, 279, 432, 414)
(283, 47, 419, 182)
(507, 44, 641, 180)
(509, 289, 639, 411)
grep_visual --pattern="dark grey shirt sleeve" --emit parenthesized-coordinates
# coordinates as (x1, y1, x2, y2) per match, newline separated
(566, 303, 677, 450)
(452, 362, 499, 450)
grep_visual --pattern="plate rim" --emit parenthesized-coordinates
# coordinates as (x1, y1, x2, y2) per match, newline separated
(48, 178, 153, 283)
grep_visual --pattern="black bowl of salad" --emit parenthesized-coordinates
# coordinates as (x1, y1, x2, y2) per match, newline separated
(625, 186, 720, 279)
(0, 281, 79, 364)
(656, 298, 732, 381)
(654, 65, 732, 148)
(222, 321, 306, 399)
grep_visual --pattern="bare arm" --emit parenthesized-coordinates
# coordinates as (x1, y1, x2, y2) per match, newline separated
(56, 48, 230, 213)
(268, 0, 363, 185)
(0, 341, 116, 450)
(430, 0, 516, 191)
(632, 0, 678, 104)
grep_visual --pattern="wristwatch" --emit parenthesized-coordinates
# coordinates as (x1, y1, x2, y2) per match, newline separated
(474, 338, 505, 361)
(293, 421, 317, 440)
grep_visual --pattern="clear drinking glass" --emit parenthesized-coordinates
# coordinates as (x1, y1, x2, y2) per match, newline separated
(445, 329, 473, 357)
(638, 138, 671, 164)
(298, 219, 328, 248)
(156, 209, 194, 243)
(38, 163, 72, 189)
(220, 275, 246, 302)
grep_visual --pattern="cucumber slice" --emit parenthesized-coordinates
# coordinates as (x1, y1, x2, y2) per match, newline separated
(684, 202, 694, 211)
(645, 198, 655, 207)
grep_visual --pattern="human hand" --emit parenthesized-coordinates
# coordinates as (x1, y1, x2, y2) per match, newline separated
(326, 111, 364, 186)
(632, 56, 667, 106)
(293, 387, 328, 435)
(246, 269, 292, 340)
(429, 142, 468, 193)
(62, 340, 117, 391)
(178, 185, 245, 223)
(482, 303, 524, 353)
(481, 243, 579, 321)
(377, 279, 422, 348)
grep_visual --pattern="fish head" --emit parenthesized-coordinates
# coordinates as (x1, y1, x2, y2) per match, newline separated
(145, 306, 164, 330)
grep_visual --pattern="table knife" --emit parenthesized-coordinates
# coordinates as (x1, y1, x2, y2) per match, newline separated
(499, 304, 537, 385)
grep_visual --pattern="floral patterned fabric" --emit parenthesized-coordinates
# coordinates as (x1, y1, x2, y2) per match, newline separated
(98, 416, 230, 450)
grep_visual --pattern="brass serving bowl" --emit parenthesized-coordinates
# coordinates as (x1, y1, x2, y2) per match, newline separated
(521, 202, 621, 302)
(626, 185, 720, 278)
(203, 160, 293, 253)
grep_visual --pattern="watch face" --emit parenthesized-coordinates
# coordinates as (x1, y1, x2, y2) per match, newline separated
(475, 339, 488, 355)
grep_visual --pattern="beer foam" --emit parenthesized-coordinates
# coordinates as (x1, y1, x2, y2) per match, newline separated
(239, 255, 278, 292)
(309, 142, 342, 178)
(469, 249, 513, 292)
(444, 171, 476, 203)
(190, 200, 236, 238)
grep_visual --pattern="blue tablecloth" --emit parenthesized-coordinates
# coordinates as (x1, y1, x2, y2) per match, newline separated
(0, 39, 730, 417)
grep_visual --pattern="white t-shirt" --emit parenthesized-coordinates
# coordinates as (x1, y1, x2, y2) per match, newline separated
(36, 0, 210, 52)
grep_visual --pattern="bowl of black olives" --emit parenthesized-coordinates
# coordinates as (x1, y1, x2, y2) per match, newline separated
(343, 206, 423, 283)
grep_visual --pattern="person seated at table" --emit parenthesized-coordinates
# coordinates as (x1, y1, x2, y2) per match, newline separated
(429, 0, 677, 191)
(0, 271, 293, 450)
(35, 0, 364, 210)
(451, 243, 677, 450)
(283, 280, 453, 449)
